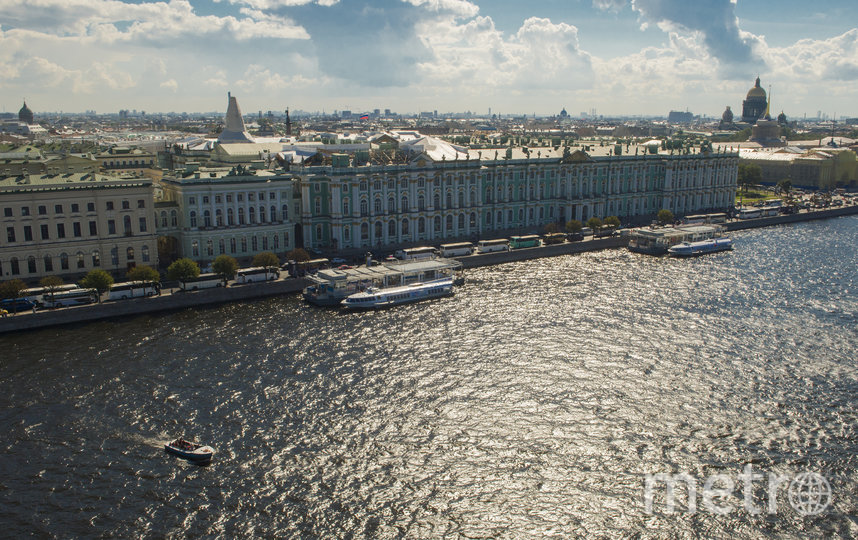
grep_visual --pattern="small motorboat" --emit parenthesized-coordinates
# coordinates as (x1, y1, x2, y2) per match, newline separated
(164, 438, 214, 463)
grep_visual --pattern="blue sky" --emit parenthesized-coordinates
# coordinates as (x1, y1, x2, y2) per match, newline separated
(1, 0, 856, 118)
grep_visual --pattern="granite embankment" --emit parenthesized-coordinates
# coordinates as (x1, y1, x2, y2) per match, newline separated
(1, 204, 856, 334)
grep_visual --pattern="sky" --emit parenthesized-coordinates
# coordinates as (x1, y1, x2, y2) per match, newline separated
(1, 0, 857, 118)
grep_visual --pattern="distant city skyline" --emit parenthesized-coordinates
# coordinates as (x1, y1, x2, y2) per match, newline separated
(2, 0, 856, 118)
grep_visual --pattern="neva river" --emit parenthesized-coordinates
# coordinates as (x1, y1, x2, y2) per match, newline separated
(1, 217, 857, 538)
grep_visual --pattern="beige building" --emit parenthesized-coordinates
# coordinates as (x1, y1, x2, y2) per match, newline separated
(0, 173, 157, 282)
(739, 147, 858, 189)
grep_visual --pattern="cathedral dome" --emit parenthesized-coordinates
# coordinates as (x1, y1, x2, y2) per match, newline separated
(18, 101, 34, 124)
(721, 106, 733, 123)
(746, 77, 766, 99)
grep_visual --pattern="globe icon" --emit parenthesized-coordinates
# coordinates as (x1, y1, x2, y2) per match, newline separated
(788, 472, 831, 516)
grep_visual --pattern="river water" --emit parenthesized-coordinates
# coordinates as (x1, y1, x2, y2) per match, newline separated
(1, 217, 857, 538)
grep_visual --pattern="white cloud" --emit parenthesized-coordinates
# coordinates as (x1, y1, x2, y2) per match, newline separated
(160, 79, 179, 91)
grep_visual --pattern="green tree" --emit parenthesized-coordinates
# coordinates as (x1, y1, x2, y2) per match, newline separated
(604, 216, 621, 229)
(39, 275, 65, 301)
(167, 258, 200, 284)
(586, 217, 603, 232)
(657, 209, 674, 225)
(252, 251, 280, 271)
(286, 248, 311, 262)
(0, 279, 27, 299)
(212, 254, 239, 281)
(738, 163, 762, 194)
(776, 178, 792, 195)
(565, 219, 583, 233)
(544, 222, 559, 234)
(80, 270, 114, 302)
(127, 265, 160, 287)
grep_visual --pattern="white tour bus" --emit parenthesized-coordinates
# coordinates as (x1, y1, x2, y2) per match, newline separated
(108, 281, 159, 301)
(21, 284, 78, 305)
(439, 242, 474, 257)
(394, 246, 438, 260)
(235, 266, 280, 284)
(41, 288, 98, 308)
(180, 273, 225, 291)
(476, 238, 510, 253)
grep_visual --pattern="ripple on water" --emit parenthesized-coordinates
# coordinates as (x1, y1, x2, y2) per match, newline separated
(1, 216, 857, 537)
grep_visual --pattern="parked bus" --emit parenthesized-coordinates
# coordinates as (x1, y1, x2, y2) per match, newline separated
(542, 232, 567, 245)
(236, 266, 280, 284)
(394, 246, 437, 260)
(108, 281, 159, 300)
(41, 288, 98, 308)
(179, 273, 225, 291)
(439, 242, 474, 257)
(476, 239, 509, 253)
(286, 258, 330, 278)
(21, 284, 78, 305)
(509, 235, 541, 249)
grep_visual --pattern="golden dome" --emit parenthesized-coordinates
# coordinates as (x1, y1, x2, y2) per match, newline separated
(746, 77, 766, 99)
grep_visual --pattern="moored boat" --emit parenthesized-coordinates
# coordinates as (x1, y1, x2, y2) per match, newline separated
(668, 237, 733, 257)
(164, 438, 214, 462)
(341, 278, 454, 310)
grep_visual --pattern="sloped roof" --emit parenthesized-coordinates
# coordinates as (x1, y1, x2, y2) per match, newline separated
(217, 92, 254, 144)
(399, 136, 469, 161)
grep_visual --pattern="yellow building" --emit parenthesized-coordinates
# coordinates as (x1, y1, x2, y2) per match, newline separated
(1, 173, 157, 282)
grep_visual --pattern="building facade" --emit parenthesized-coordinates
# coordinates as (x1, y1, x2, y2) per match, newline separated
(158, 166, 300, 265)
(0, 173, 157, 282)
(296, 149, 738, 251)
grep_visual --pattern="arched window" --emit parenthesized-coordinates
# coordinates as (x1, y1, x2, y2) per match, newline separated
(273, 235, 279, 249)
(270, 205, 276, 222)
(342, 198, 350, 215)
(360, 199, 368, 216)
(207, 240, 213, 256)
(189, 211, 197, 228)
(160, 211, 168, 227)
(418, 217, 426, 234)
(374, 197, 382, 214)
(434, 193, 441, 209)
(374, 221, 382, 239)
(252, 236, 258, 251)
(192, 241, 199, 257)
(203, 210, 211, 228)
(446, 215, 454, 232)
(216, 209, 223, 226)
(91, 251, 100, 267)
(388, 219, 396, 237)
(124, 215, 132, 234)
(28, 256, 37, 273)
(434, 216, 441, 232)
(401, 195, 408, 211)
(497, 210, 502, 224)
(469, 212, 476, 227)
(360, 223, 369, 240)
(249, 207, 256, 224)
(447, 192, 453, 208)
(227, 208, 234, 225)
(60, 253, 69, 270)
(110, 247, 118, 265)
(142, 245, 150, 262)
(458, 191, 465, 207)
(418, 195, 425, 210)
(10, 257, 20, 275)
(485, 187, 492, 203)
(127, 247, 135, 261)
(388, 196, 395, 212)
(44, 254, 54, 272)
(241, 237, 247, 252)
(171, 210, 178, 227)
(401, 218, 409, 236)
(218, 239, 225, 254)
(230, 238, 236, 253)
(281, 204, 289, 220)
(458, 214, 465, 229)
(238, 208, 245, 225)
(76, 252, 84, 269)
(344, 226, 351, 242)
(259, 206, 266, 223)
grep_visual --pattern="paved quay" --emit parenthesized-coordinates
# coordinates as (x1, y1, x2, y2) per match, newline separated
(1, 204, 856, 334)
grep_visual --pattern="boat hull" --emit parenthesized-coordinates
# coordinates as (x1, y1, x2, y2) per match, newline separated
(668, 238, 733, 257)
(342, 279, 454, 310)
(164, 443, 214, 462)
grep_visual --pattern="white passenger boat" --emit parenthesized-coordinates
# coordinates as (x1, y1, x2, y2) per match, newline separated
(341, 278, 454, 310)
(668, 237, 733, 257)
(304, 257, 462, 306)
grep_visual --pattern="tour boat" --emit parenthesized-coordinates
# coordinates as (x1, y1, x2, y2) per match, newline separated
(667, 237, 733, 257)
(341, 278, 454, 310)
(164, 438, 215, 463)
